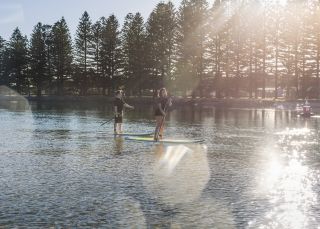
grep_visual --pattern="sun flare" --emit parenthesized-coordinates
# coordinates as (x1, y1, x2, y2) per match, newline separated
(268, 0, 288, 6)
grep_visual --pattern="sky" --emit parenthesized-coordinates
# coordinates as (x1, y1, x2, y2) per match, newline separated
(0, 0, 214, 41)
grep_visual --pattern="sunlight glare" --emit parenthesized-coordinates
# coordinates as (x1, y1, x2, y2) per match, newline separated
(267, 0, 287, 6)
(251, 127, 319, 228)
(143, 144, 210, 205)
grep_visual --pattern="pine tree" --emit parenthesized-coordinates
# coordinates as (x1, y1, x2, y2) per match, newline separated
(176, 0, 196, 96)
(100, 15, 122, 95)
(7, 28, 29, 94)
(30, 23, 47, 97)
(121, 13, 146, 95)
(175, 0, 209, 97)
(42, 24, 55, 94)
(0, 36, 6, 85)
(227, 2, 250, 98)
(51, 18, 73, 96)
(91, 18, 103, 92)
(208, 0, 225, 98)
(299, 2, 316, 99)
(312, 2, 320, 98)
(75, 11, 94, 95)
(145, 2, 176, 90)
(272, 5, 286, 99)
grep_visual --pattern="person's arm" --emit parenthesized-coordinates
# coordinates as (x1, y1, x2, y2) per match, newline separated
(168, 97, 172, 107)
(124, 103, 134, 109)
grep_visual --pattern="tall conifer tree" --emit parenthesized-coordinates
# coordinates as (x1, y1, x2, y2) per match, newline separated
(30, 23, 47, 97)
(121, 13, 146, 95)
(91, 18, 103, 91)
(75, 11, 93, 95)
(7, 28, 29, 94)
(100, 15, 122, 95)
(51, 18, 73, 95)
(176, 0, 209, 96)
(0, 36, 6, 85)
(146, 2, 176, 90)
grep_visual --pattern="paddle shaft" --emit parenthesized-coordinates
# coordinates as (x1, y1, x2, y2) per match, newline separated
(100, 118, 113, 126)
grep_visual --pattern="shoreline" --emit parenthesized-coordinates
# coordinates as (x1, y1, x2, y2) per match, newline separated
(22, 95, 320, 109)
(1, 95, 320, 109)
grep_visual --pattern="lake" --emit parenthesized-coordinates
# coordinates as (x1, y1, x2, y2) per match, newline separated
(0, 98, 320, 228)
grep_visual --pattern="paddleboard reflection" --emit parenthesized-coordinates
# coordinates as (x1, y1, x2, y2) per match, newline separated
(143, 144, 210, 206)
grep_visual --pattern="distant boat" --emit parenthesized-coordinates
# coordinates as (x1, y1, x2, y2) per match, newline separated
(296, 100, 314, 117)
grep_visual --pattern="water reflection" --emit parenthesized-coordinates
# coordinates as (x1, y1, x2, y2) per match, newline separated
(171, 197, 235, 228)
(100, 193, 147, 228)
(143, 144, 210, 206)
(113, 136, 124, 154)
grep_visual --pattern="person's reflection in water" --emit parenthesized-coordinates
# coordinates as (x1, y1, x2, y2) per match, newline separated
(262, 110, 265, 127)
(214, 108, 224, 126)
(113, 136, 124, 154)
(143, 144, 210, 206)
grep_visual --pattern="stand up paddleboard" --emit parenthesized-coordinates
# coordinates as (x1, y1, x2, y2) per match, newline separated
(125, 136, 204, 144)
(114, 132, 153, 137)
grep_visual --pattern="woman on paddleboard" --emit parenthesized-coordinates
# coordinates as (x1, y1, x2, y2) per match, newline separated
(114, 90, 134, 134)
(154, 88, 172, 140)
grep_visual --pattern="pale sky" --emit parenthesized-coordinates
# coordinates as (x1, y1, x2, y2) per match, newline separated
(0, 0, 214, 40)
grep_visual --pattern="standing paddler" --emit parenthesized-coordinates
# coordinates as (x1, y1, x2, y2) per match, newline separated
(154, 88, 172, 141)
(114, 90, 134, 134)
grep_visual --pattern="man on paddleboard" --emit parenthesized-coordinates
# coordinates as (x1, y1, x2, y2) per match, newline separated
(114, 90, 134, 134)
(154, 88, 172, 140)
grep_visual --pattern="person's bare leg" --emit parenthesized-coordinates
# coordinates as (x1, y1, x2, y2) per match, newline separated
(159, 122, 164, 139)
(154, 123, 159, 140)
(154, 116, 162, 140)
(115, 123, 121, 134)
(119, 123, 123, 133)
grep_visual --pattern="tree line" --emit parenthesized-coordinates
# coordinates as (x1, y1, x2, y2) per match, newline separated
(1, 0, 320, 99)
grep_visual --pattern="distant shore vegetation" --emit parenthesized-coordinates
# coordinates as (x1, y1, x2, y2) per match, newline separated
(1, 0, 320, 99)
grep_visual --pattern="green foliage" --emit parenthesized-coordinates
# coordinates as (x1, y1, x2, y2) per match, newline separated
(92, 19, 103, 74)
(175, 0, 209, 96)
(99, 15, 122, 95)
(75, 11, 94, 95)
(0, 36, 6, 85)
(121, 13, 146, 95)
(51, 18, 73, 95)
(2, 0, 320, 98)
(6, 28, 29, 94)
(30, 23, 47, 96)
(145, 2, 176, 89)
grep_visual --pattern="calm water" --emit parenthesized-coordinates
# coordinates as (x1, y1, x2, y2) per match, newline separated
(1, 98, 320, 228)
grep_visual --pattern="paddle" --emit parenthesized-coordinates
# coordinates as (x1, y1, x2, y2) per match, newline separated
(100, 118, 113, 127)
(154, 97, 172, 141)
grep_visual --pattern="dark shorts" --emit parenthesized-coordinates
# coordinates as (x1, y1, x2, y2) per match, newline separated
(115, 116, 123, 123)
(154, 110, 164, 116)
